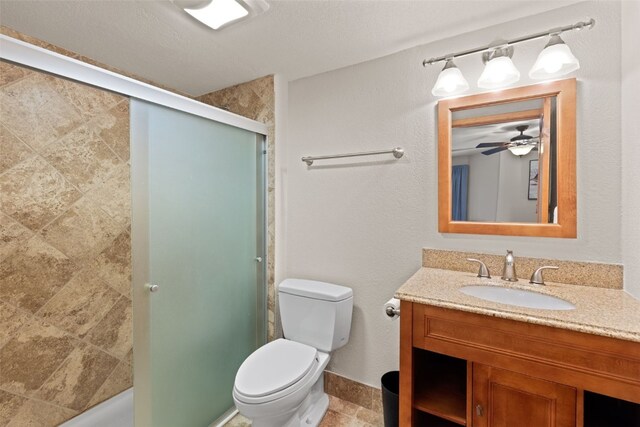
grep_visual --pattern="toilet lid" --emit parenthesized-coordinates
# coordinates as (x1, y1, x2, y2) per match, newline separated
(235, 339, 317, 398)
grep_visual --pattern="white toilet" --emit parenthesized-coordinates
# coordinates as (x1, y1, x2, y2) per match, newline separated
(232, 278, 353, 427)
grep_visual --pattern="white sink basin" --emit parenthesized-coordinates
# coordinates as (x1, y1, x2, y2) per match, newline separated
(460, 285, 575, 310)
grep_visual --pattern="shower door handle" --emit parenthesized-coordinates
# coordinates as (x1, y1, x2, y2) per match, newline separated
(147, 283, 160, 293)
(255, 257, 263, 263)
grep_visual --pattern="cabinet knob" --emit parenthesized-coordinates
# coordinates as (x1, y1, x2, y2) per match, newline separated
(476, 404, 484, 416)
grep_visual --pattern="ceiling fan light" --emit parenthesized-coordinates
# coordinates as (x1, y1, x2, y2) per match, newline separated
(529, 35, 580, 79)
(508, 145, 535, 156)
(478, 55, 520, 89)
(431, 60, 470, 97)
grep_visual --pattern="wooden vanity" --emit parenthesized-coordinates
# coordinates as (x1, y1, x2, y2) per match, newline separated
(396, 266, 640, 427)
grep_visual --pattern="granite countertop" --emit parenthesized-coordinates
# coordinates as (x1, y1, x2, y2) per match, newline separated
(395, 267, 640, 343)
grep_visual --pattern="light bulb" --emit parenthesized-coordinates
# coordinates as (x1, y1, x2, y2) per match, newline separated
(431, 59, 469, 97)
(529, 35, 580, 79)
(443, 80, 457, 93)
(477, 54, 520, 89)
(543, 60, 563, 74)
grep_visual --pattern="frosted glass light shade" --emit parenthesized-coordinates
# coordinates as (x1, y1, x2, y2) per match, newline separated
(508, 145, 535, 156)
(529, 37, 580, 79)
(477, 56, 520, 89)
(431, 60, 469, 97)
(185, 0, 249, 30)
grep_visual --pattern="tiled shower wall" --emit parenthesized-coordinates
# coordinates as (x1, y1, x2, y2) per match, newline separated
(0, 60, 132, 426)
(197, 77, 277, 340)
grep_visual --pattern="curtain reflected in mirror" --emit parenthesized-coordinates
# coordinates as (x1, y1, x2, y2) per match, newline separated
(452, 165, 469, 221)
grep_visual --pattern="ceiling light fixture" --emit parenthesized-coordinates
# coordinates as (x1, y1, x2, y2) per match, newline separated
(185, 0, 248, 30)
(422, 18, 594, 97)
(477, 46, 520, 89)
(529, 34, 580, 79)
(431, 59, 470, 97)
(177, 0, 269, 30)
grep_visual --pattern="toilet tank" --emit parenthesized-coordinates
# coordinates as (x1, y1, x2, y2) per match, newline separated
(278, 279, 353, 353)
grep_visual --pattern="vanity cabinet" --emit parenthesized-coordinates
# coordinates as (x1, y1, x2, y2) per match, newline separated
(472, 364, 576, 427)
(399, 301, 640, 427)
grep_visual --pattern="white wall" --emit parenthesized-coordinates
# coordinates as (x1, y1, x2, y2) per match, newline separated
(451, 156, 469, 167)
(468, 153, 500, 222)
(495, 151, 538, 223)
(621, 1, 640, 299)
(284, 2, 622, 387)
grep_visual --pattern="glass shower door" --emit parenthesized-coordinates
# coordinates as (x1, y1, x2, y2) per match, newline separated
(131, 99, 266, 427)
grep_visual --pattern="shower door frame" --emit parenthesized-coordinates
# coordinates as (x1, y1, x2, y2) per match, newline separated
(1, 34, 269, 426)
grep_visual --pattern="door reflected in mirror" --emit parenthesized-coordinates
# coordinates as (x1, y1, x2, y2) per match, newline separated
(451, 97, 557, 224)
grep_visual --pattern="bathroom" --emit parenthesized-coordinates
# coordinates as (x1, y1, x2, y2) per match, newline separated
(0, 0, 638, 426)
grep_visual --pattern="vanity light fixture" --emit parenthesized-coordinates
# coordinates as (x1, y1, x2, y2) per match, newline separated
(431, 59, 470, 96)
(477, 46, 520, 89)
(529, 34, 580, 79)
(423, 18, 594, 97)
(177, 0, 269, 30)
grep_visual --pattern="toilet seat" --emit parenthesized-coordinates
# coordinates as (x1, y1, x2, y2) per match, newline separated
(234, 339, 319, 405)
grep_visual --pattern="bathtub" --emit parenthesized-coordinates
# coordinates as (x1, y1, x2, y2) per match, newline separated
(59, 388, 238, 427)
(60, 388, 133, 427)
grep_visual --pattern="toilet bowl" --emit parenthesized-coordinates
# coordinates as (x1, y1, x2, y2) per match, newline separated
(233, 340, 330, 427)
(232, 279, 353, 427)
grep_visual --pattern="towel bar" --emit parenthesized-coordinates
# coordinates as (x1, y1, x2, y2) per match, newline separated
(302, 147, 404, 166)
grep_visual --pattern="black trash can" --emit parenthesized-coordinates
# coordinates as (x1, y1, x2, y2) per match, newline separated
(381, 371, 399, 427)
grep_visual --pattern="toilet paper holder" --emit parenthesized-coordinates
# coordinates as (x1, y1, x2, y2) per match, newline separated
(385, 305, 400, 318)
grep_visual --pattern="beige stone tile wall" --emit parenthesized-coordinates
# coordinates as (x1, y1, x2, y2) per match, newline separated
(324, 371, 383, 415)
(197, 76, 277, 340)
(0, 60, 132, 426)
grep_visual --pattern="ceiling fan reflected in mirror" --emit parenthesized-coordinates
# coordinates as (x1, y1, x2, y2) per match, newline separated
(475, 125, 539, 156)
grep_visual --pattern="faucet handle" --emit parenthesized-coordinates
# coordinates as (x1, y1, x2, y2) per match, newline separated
(467, 258, 491, 279)
(529, 266, 559, 285)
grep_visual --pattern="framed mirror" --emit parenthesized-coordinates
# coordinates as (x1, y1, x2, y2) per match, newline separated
(438, 78, 576, 237)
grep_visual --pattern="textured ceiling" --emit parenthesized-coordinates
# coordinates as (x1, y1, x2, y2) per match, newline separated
(0, 0, 580, 96)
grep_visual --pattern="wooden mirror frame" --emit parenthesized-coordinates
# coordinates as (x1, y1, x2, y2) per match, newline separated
(438, 78, 577, 238)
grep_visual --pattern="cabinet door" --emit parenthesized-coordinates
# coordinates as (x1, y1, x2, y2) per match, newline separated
(473, 364, 576, 427)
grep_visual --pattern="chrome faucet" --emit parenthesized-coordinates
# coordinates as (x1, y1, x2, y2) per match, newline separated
(529, 266, 559, 285)
(501, 250, 518, 282)
(467, 258, 491, 279)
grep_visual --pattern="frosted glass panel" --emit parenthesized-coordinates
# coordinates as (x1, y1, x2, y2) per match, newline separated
(131, 100, 265, 427)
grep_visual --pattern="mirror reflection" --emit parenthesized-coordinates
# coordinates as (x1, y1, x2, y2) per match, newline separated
(451, 98, 557, 224)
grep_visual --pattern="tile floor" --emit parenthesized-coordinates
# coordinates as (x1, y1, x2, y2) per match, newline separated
(225, 394, 383, 427)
